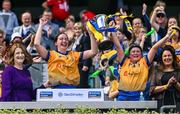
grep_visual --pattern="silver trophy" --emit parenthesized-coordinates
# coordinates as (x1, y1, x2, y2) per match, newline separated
(90, 14, 116, 50)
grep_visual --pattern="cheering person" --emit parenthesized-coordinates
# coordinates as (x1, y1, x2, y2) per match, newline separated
(111, 27, 174, 101)
(34, 17, 98, 88)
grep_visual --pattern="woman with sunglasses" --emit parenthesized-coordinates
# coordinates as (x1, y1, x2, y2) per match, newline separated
(151, 6, 167, 39)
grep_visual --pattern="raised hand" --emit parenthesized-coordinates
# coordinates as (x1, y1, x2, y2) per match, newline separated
(120, 8, 127, 16)
(43, 80, 52, 88)
(154, 6, 164, 13)
(39, 17, 48, 26)
(82, 66, 89, 71)
(109, 20, 116, 28)
(33, 56, 42, 63)
(139, 34, 146, 49)
(142, 3, 147, 15)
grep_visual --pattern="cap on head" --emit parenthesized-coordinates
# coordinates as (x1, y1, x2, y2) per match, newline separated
(156, 10, 166, 17)
(11, 32, 22, 42)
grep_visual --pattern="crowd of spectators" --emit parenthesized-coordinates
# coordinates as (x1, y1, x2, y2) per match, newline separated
(0, 0, 179, 112)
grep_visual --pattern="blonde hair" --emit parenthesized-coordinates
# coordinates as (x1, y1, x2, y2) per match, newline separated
(7, 43, 33, 65)
(74, 22, 83, 29)
(130, 27, 147, 44)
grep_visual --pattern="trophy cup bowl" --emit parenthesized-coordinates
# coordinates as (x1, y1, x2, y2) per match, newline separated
(89, 14, 115, 51)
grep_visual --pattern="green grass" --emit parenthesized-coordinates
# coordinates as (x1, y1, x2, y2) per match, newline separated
(0, 107, 161, 114)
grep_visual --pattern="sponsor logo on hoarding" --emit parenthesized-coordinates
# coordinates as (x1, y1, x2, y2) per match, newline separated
(58, 92, 83, 97)
(58, 92, 63, 97)
(88, 91, 101, 98)
(40, 91, 53, 99)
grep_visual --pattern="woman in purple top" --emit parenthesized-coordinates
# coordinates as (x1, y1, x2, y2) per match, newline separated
(1, 43, 46, 101)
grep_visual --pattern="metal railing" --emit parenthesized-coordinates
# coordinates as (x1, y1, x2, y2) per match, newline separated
(160, 105, 176, 113)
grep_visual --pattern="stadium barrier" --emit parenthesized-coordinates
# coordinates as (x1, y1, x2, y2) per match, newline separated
(0, 101, 157, 109)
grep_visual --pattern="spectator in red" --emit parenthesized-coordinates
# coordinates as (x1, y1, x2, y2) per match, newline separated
(79, 10, 95, 32)
(42, 0, 70, 27)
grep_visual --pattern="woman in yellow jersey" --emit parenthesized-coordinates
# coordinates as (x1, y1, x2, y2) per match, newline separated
(111, 28, 174, 101)
(150, 45, 180, 112)
(34, 17, 98, 88)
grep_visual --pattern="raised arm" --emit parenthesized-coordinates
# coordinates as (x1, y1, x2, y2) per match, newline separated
(150, 6, 164, 32)
(42, 1, 48, 9)
(139, 34, 146, 49)
(142, 3, 151, 32)
(111, 32, 124, 62)
(82, 27, 98, 60)
(142, 3, 147, 16)
(148, 28, 174, 63)
(34, 18, 48, 59)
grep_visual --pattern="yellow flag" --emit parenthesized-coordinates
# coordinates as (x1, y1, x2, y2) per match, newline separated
(86, 21, 103, 42)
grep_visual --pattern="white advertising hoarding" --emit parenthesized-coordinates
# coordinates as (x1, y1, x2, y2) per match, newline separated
(36, 89, 104, 101)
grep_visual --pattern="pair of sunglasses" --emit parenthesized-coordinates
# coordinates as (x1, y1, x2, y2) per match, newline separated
(157, 13, 166, 18)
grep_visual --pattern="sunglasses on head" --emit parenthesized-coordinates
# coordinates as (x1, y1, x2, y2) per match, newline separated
(157, 13, 166, 18)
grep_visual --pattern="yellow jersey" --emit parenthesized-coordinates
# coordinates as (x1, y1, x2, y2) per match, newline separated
(109, 80, 119, 93)
(168, 42, 180, 62)
(47, 50, 81, 86)
(119, 57, 149, 91)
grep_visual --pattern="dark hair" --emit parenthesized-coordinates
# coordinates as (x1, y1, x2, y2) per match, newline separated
(130, 27, 147, 45)
(168, 16, 178, 26)
(128, 43, 143, 56)
(65, 15, 75, 23)
(21, 11, 32, 19)
(54, 32, 69, 43)
(3, 0, 11, 3)
(158, 45, 178, 69)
